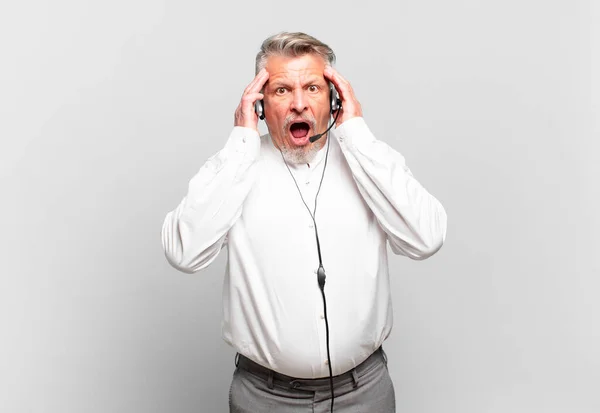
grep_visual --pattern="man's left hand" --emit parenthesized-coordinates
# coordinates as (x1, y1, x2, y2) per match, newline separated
(324, 66, 363, 126)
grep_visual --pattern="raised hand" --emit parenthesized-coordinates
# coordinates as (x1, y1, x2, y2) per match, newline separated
(234, 68, 270, 132)
(324, 66, 363, 126)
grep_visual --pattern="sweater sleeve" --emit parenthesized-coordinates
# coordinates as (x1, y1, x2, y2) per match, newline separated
(335, 117, 447, 260)
(161, 127, 261, 273)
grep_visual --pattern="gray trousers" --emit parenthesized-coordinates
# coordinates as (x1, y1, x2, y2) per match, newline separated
(229, 348, 396, 413)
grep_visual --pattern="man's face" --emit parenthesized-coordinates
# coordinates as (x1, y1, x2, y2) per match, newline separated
(263, 54, 331, 163)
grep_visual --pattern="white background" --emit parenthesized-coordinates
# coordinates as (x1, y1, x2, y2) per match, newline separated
(1, 0, 598, 412)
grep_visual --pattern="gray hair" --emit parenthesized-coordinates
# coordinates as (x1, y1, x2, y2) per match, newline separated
(255, 32, 336, 74)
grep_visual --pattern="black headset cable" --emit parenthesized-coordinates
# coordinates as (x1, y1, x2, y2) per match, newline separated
(279, 111, 338, 412)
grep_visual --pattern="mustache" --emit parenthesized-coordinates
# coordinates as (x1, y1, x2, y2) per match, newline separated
(282, 115, 317, 132)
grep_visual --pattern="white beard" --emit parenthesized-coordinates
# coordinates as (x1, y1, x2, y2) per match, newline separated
(280, 143, 321, 164)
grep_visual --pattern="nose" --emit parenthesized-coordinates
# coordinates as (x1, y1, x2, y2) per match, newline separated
(290, 89, 308, 113)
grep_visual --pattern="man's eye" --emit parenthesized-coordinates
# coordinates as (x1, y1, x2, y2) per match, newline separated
(308, 85, 319, 92)
(276, 87, 287, 95)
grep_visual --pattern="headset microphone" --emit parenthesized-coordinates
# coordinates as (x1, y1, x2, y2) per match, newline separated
(308, 128, 331, 143)
(309, 85, 342, 143)
(309, 108, 341, 143)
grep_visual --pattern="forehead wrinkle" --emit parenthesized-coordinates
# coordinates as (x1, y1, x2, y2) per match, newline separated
(265, 55, 327, 90)
(267, 68, 324, 82)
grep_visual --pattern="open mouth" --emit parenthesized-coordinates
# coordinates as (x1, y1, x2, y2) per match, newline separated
(289, 122, 311, 144)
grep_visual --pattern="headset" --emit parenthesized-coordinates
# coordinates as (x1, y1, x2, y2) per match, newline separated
(255, 83, 341, 413)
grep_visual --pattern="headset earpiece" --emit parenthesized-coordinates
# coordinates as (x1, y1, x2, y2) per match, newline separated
(329, 85, 341, 114)
(255, 100, 265, 120)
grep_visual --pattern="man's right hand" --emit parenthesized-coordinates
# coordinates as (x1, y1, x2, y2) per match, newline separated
(234, 68, 270, 132)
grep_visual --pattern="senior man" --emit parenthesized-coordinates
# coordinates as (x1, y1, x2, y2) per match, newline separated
(162, 32, 447, 413)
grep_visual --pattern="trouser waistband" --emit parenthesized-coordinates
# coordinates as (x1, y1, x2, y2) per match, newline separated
(235, 347, 386, 391)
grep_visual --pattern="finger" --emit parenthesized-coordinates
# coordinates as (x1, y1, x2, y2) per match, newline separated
(323, 65, 337, 88)
(323, 66, 354, 100)
(234, 91, 264, 128)
(236, 92, 264, 122)
(240, 92, 264, 111)
(243, 69, 269, 95)
(324, 66, 350, 88)
(324, 66, 347, 83)
(255, 69, 270, 92)
(243, 69, 265, 94)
